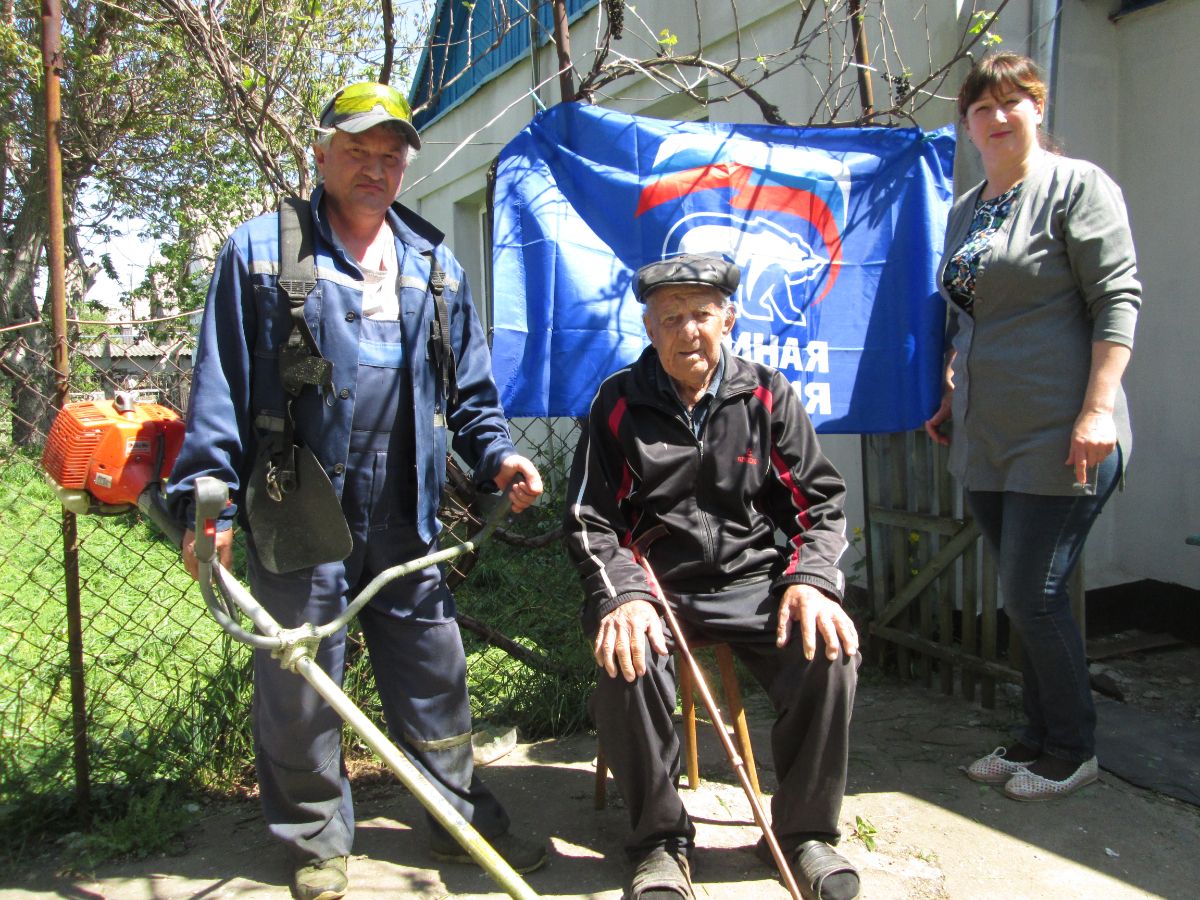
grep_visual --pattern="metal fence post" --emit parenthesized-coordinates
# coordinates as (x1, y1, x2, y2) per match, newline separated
(42, 0, 91, 819)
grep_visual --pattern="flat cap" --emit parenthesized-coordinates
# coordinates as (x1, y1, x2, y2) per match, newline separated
(634, 253, 740, 303)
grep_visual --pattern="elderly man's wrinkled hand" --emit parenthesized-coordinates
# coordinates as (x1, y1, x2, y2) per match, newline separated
(594, 599, 669, 682)
(776, 584, 859, 661)
(495, 454, 544, 512)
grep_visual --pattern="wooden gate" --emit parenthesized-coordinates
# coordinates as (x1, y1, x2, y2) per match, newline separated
(860, 432, 1084, 708)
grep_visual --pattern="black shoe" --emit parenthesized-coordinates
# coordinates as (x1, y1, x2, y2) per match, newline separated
(628, 844, 693, 899)
(756, 838, 859, 900)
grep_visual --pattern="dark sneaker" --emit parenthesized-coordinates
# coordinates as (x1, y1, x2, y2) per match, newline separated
(292, 855, 347, 900)
(430, 830, 549, 874)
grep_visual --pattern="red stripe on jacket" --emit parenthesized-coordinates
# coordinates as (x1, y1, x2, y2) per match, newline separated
(770, 446, 813, 575)
(753, 384, 774, 414)
(607, 396, 636, 542)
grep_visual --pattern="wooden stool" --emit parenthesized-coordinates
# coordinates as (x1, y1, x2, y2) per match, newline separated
(593, 640, 761, 810)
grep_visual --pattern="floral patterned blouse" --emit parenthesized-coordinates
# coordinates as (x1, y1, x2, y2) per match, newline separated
(942, 183, 1023, 315)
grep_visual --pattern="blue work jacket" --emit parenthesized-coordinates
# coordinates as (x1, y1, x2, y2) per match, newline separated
(167, 186, 516, 543)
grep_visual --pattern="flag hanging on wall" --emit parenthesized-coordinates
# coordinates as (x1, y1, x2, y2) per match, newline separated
(491, 102, 956, 433)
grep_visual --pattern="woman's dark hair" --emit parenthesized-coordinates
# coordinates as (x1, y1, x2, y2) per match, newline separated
(956, 52, 1048, 120)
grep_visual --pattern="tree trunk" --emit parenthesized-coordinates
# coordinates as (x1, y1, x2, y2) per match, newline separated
(1, 186, 57, 447)
(0, 183, 46, 329)
(5, 324, 56, 445)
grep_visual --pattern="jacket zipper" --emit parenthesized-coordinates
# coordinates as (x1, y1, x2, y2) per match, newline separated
(641, 392, 750, 569)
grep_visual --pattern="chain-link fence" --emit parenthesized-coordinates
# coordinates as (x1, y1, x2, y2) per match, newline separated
(0, 317, 588, 848)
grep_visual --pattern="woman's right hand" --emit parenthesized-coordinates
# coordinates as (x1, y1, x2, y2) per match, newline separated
(923, 396, 953, 446)
(923, 354, 956, 447)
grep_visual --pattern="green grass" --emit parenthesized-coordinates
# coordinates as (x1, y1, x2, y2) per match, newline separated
(0, 451, 252, 854)
(55, 783, 198, 873)
(455, 537, 594, 738)
(0, 447, 594, 861)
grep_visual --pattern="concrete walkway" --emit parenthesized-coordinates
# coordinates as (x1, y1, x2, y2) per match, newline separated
(5, 672, 1199, 899)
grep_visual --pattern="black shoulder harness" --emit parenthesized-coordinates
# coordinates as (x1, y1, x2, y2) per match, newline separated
(267, 198, 459, 496)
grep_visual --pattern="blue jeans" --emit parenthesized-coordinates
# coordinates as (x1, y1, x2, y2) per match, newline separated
(966, 448, 1120, 764)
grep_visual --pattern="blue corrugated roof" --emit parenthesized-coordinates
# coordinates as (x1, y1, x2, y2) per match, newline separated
(409, 0, 598, 130)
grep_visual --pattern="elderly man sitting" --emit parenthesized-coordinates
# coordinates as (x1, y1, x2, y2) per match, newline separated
(563, 253, 861, 900)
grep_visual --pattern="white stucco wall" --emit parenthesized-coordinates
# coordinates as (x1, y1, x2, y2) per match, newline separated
(403, 3, 980, 560)
(1055, 0, 1200, 589)
(403, 0, 1199, 590)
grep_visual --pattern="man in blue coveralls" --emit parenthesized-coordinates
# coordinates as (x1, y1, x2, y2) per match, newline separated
(167, 82, 547, 899)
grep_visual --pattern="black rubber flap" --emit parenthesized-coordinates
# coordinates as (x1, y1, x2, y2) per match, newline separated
(246, 445, 353, 574)
(1095, 696, 1200, 807)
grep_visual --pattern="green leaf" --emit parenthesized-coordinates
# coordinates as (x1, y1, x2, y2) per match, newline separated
(968, 10, 1003, 43)
(854, 814, 878, 852)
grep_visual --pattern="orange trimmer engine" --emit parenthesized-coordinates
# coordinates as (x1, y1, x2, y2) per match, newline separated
(42, 393, 185, 514)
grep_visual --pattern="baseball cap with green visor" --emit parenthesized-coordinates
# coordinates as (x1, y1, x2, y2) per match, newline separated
(318, 82, 421, 150)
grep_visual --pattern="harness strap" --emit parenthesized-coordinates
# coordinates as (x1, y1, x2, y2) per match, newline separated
(265, 200, 459, 499)
(268, 197, 336, 499)
(423, 250, 459, 407)
(277, 196, 334, 399)
(277, 196, 317, 303)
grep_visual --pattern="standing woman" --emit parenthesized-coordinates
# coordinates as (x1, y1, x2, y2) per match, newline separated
(924, 52, 1141, 800)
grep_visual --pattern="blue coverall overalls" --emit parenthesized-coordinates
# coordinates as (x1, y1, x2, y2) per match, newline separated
(168, 188, 517, 864)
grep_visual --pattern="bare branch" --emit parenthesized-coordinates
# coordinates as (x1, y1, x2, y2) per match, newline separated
(457, 612, 572, 676)
(572, 1, 1012, 127)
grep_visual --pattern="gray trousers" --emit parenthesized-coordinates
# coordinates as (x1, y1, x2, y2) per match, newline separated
(589, 581, 859, 859)
(247, 526, 509, 864)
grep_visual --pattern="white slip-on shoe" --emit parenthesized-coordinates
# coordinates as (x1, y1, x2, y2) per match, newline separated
(965, 746, 1033, 785)
(1003, 756, 1099, 801)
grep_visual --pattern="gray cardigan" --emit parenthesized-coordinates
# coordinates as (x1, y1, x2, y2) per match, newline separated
(938, 153, 1142, 495)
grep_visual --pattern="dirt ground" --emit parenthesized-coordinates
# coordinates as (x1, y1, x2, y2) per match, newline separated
(5, 648, 1200, 900)
(1087, 638, 1199, 723)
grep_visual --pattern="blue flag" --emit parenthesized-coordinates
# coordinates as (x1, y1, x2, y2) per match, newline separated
(492, 102, 956, 433)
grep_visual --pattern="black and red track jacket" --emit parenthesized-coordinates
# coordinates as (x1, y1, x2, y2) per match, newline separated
(564, 346, 848, 630)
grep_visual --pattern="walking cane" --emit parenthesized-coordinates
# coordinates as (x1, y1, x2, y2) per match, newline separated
(635, 553, 803, 900)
